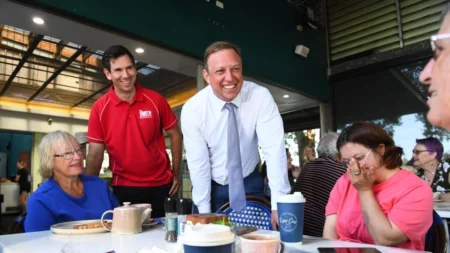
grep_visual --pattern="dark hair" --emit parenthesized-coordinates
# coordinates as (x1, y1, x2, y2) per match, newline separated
(261, 148, 292, 179)
(441, 2, 450, 24)
(102, 45, 135, 72)
(17, 160, 26, 167)
(261, 161, 267, 179)
(204, 41, 241, 72)
(416, 137, 444, 161)
(337, 122, 403, 170)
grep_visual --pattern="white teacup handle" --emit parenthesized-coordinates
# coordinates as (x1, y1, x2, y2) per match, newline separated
(101, 210, 113, 231)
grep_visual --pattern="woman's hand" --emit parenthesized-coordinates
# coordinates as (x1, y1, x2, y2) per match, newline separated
(347, 158, 375, 192)
(433, 192, 441, 200)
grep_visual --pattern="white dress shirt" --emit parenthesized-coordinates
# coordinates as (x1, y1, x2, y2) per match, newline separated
(181, 81, 291, 213)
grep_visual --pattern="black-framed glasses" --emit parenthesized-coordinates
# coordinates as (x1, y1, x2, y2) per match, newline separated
(54, 148, 84, 160)
(412, 149, 429, 155)
(341, 149, 372, 167)
(431, 33, 450, 60)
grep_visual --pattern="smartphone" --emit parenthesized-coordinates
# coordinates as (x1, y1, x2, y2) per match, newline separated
(317, 248, 381, 253)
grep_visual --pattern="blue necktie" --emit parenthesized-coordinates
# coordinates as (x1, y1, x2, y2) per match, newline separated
(224, 103, 246, 213)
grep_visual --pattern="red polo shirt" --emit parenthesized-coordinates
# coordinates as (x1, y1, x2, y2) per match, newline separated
(87, 84, 177, 187)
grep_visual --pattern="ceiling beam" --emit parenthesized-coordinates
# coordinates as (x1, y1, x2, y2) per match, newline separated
(388, 68, 428, 107)
(28, 46, 87, 101)
(71, 62, 147, 108)
(82, 51, 93, 62)
(0, 43, 106, 79)
(0, 33, 43, 96)
(71, 83, 110, 108)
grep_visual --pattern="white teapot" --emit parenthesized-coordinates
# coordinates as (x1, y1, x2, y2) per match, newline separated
(101, 202, 151, 234)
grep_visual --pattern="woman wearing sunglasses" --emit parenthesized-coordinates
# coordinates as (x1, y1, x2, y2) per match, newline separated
(323, 122, 432, 250)
(411, 137, 450, 197)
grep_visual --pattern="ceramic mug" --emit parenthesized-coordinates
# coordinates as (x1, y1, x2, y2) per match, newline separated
(240, 234, 281, 253)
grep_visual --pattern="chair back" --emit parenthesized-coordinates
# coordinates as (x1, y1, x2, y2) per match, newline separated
(425, 210, 447, 253)
(216, 196, 272, 230)
(7, 212, 26, 234)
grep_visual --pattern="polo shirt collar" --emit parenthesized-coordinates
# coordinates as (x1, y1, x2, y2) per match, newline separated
(208, 86, 243, 114)
(109, 83, 144, 105)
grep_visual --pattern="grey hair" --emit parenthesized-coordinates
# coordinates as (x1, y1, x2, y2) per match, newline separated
(442, 2, 450, 23)
(38, 130, 78, 179)
(317, 132, 340, 158)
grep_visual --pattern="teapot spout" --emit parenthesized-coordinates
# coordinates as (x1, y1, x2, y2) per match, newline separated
(140, 207, 152, 224)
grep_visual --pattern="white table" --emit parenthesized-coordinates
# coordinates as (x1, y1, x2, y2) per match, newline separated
(0, 224, 427, 253)
(435, 202, 450, 253)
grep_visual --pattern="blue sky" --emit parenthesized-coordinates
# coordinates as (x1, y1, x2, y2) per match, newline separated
(393, 113, 450, 161)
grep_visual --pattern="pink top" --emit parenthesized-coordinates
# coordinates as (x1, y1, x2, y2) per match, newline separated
(326, 169, 433, 250)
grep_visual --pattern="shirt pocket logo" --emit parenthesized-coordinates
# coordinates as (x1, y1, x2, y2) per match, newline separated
(139, 110, 152, 119)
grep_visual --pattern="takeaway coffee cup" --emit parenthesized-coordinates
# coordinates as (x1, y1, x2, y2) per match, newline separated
(181, 222, 235, 253)
(277, 192, 306, 245)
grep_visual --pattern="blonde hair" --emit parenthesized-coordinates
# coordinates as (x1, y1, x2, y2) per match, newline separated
(303, 145, 316, 164)
(38, 130, 78, 179)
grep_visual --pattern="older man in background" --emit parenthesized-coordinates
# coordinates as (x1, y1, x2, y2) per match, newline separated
(292, 133, 346, 237)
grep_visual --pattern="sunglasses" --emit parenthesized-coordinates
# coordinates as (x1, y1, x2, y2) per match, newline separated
(412, 149, 429, 155)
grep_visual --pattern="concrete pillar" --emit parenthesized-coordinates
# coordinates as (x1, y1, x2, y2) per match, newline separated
(320, 103, 333, 138)
(197, 64, 205, 91)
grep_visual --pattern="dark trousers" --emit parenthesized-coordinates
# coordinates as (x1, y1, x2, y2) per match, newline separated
(113, 182, 172, 218)
(194, 168, 264, 213)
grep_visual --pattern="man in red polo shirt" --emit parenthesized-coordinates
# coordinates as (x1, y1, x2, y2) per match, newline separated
(86, 45, 182, 218)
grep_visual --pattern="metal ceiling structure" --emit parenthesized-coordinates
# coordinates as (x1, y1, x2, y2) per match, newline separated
(0, 24, 195, 111)
(0, 0, 322, 132)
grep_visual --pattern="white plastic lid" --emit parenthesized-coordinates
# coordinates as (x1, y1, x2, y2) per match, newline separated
(277, 192, 306, 203)
(181, 223, 235, 247)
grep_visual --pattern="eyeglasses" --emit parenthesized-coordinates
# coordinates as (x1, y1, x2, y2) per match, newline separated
(412, 149, 429, 155)
(54, 148, 84, 160)
(431, 33, 450, 60)
(341, 149, 372, 167)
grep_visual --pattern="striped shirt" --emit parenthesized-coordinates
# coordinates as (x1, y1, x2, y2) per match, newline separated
(291, 156, 346, 237)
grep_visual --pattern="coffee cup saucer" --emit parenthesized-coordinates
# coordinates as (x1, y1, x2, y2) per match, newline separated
(142, 218, 159, 227)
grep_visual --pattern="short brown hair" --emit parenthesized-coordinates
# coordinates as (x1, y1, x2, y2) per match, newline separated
(203, 41, 241, 72)
(337, 122, 403, 169)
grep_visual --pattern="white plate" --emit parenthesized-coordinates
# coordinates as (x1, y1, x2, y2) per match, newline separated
(50, 219, 111, 235)
(434, 199, 443, 202)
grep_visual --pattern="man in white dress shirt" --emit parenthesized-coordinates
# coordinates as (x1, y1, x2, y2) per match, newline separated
(181, 41, 291, 229)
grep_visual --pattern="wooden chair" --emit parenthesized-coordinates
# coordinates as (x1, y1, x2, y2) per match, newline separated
(216, 196, 273, 230)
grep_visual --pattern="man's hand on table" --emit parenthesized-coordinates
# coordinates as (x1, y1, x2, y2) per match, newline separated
(271, 210, 279, 231)
(169, 176, 180, 196)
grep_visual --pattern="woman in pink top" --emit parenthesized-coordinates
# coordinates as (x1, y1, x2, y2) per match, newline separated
(324, 122, 433, 250)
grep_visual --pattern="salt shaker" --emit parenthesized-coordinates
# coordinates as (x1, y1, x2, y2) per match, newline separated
(177, 198, 193, 237)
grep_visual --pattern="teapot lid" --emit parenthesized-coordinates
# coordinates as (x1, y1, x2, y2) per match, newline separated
(116, 202, 138, 210)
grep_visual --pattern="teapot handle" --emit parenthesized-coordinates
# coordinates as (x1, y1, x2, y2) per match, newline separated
(101, 210, 113, 231)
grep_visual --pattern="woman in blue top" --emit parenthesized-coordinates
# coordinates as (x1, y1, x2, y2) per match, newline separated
(25, 130, 119, 232)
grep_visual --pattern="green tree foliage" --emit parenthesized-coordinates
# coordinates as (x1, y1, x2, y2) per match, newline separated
(415, 113, 450, 141)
